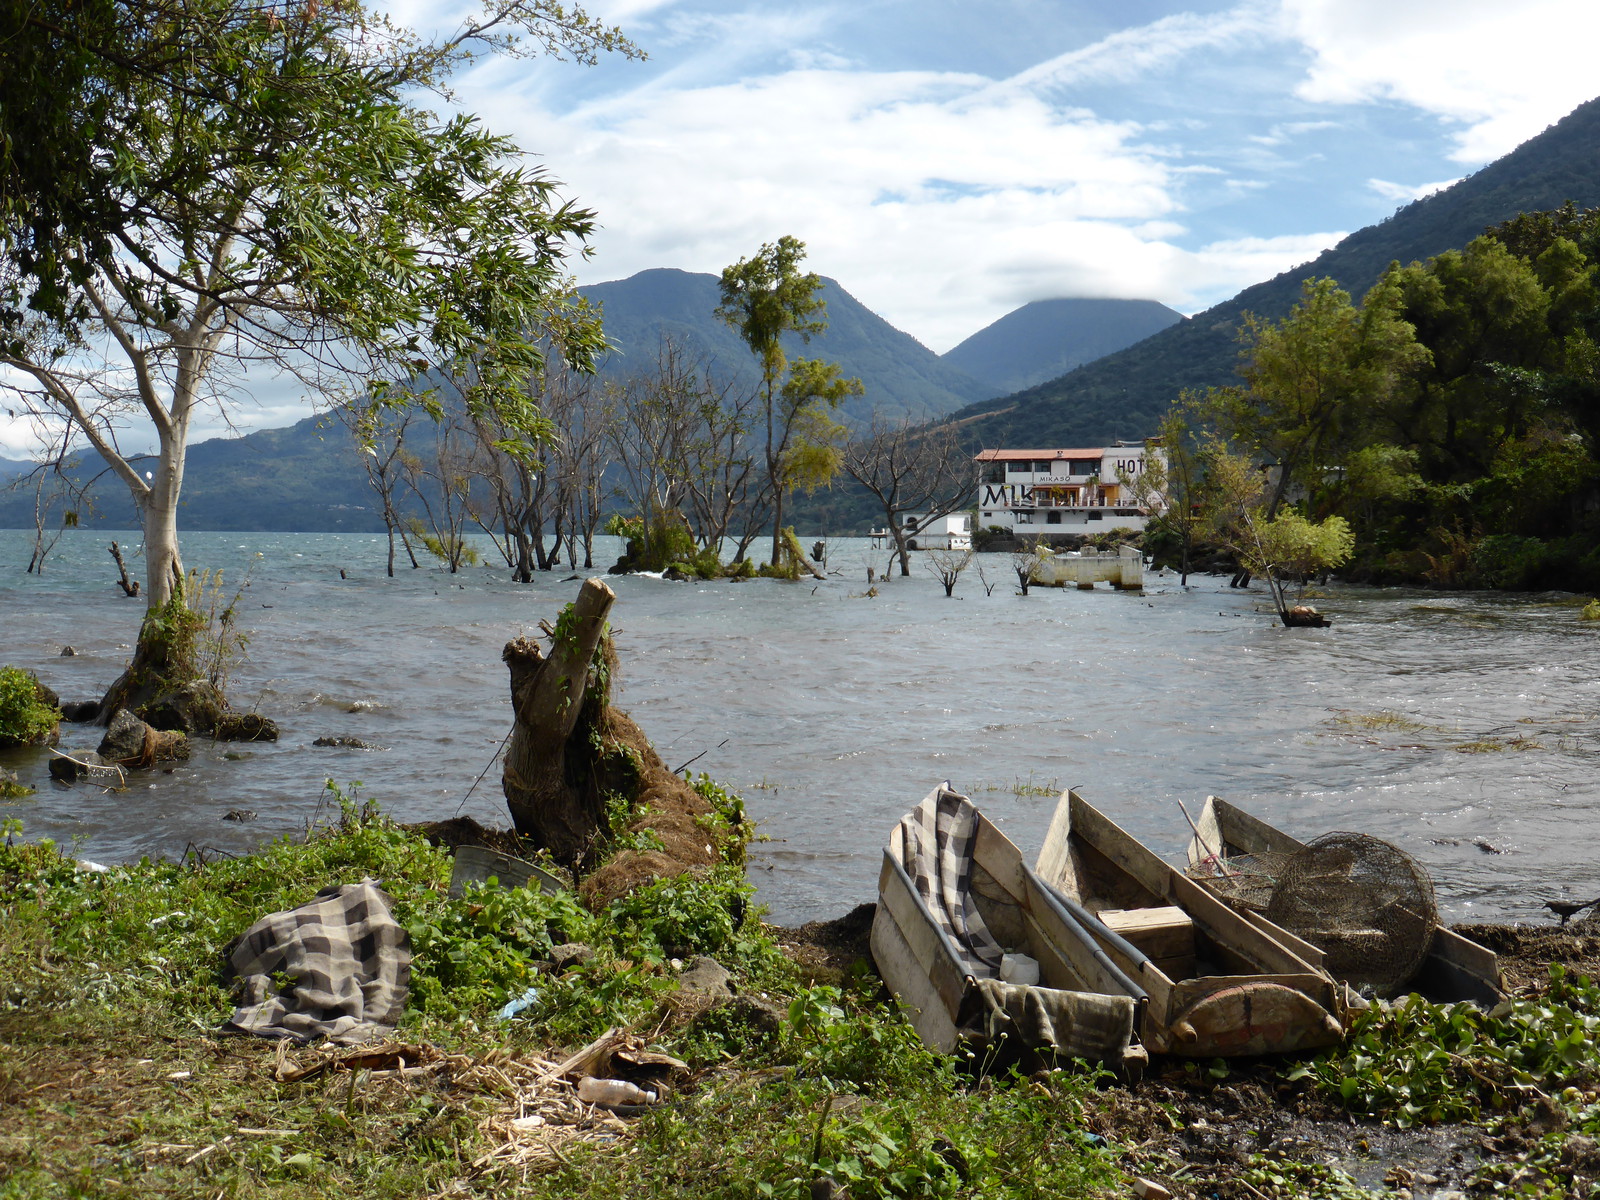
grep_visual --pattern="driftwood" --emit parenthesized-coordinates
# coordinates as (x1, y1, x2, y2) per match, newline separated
(780, 528, 827, 580)
(501, 578, 617, 865)
(109, 542, 140, 597)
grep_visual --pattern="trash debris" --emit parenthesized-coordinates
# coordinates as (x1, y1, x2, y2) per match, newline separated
(497, 986, 540, 1020)
(576, 1077, 656, 1107)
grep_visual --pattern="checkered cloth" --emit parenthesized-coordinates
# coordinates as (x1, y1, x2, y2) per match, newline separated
(889, 784, 1006, 979)
(222, 879, 412, 1045)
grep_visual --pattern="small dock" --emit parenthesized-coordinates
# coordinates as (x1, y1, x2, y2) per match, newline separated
(1032, 545, 1143, 590)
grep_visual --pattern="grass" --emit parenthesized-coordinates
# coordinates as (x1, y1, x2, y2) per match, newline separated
(1328, 710, 1435, 735)
(0, 785, 1125, 1199)
(973, 774, 1063, 799)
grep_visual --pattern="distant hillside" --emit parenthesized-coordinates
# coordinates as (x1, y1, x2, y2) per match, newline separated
(955, 94, 1600, 448)
(0, 411, 385, 532)
(0, 269, 1002, 532)
(939, 298, 1184, 395)
(582, 268, 995, 423)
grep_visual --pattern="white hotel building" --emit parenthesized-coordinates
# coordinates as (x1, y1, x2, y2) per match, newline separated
(974, 441, 1163, 536)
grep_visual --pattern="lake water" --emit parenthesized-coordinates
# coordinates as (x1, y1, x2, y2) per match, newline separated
(2, 529, 1597, 926)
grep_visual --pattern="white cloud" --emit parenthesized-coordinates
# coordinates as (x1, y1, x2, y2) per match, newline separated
(1282, 0, 1600, 162)
(465, 62, 1204, 350)
(1247, 119, 1339, 146)
(1368, 176, 1460, 204)
(1004, 3, 1282, 95)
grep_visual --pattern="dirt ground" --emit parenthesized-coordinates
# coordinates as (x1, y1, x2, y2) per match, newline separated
(775, 910, 1593, 1196)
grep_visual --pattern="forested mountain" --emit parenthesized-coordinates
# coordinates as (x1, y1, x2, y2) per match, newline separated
(0, 271, 1002, 532)
(955, 95, 1600, 448)
(0, 411, 386, 532)
(582, 268, 994, 423)
(939, 298, 1183, 395)
(7, 93, 1599, 537)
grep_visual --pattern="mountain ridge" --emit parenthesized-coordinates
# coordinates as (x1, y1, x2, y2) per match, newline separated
(951, 95, 1600, 448)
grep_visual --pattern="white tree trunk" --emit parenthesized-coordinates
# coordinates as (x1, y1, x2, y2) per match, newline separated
(141, 435, 188, 610)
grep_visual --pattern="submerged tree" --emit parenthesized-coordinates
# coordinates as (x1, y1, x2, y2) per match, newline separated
(0, 0, 635, 711)
(926, 547, 974, 597)
(842, 416, 973, 577)
(717, 237, 861, 566)
(1201, 439, 1354, 625)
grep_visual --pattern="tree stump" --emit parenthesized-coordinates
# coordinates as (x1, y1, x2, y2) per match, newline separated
(501, 578, 617, 865)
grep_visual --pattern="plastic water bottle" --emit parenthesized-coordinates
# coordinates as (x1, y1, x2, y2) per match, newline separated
(577, 1077, 656, 1106)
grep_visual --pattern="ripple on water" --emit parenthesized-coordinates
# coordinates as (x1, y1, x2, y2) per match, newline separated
(2, 532, 1598, 924)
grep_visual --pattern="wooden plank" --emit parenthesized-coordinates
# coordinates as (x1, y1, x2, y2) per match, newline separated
(1099, 907, 1195, 961)
(875, 853, 970, 1015)
(971, 815, 1029, 904)
(1433, 925, 1501, 979)
(1020, 882, 1131, 997)
(1231, 903, 1327, 969)
(1058, 792, 1170, 899)
(1199, 796, 1303, 862)
(1168, 871, 1316, 974)
(870, 906, 961, 1053)
(1036, 791, 1078, 898)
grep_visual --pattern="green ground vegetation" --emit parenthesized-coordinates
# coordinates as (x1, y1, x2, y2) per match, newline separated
(1289, 966, 1600, 1195)
(0, 785, 1122, 1199)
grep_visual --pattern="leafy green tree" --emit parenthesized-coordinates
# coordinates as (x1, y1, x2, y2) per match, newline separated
(1130, 407, 1206, 584)
(0, 0, 635, 707)
(1204, 276, 1428, 521)
(717, 237, 862, 565)
(1200, 438, 1354, 624)
(1381, 234, 1600, 547)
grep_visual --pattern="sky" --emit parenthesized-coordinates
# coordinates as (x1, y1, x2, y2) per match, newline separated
(450, 0, 1600, 354)
(3, 0, 1599, 456)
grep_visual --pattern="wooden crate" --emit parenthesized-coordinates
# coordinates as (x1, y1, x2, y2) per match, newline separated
(1100, 906, 1196, 979)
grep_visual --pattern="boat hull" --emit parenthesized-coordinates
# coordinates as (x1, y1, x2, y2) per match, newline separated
(1184, 796, 1503, 1005)
(1035, 789, 1346, 1057)
(870, 786, 1146, 1071)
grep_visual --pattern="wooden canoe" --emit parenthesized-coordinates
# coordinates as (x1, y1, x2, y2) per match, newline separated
(1035, 789, 1347, 1057)
(1184, 795, 1503, 1005)
(870, 785, 1150, 1074)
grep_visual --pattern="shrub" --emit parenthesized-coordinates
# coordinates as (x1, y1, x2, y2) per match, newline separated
(0, 666, 59, 747)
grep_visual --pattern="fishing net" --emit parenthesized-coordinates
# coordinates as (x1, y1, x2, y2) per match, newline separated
(1186, 851, 1293, 913)
(1265, 832, 1437, 998)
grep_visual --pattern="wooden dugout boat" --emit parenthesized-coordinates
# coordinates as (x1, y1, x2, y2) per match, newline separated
(1184, 795, 1503, 1005)
(1034, 789, 1347, 1057)
(870, 785, 1151, 1073)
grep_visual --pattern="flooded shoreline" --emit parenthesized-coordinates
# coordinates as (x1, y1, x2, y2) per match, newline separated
(2, 529, 1597, 925)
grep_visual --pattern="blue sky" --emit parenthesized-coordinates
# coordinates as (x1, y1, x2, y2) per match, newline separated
(4, 0, 1598, 456)
(437, 0, 1598, 354)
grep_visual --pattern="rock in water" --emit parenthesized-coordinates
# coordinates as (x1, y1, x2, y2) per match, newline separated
(213, 713, 279, 742)
(97, 708, 190, 766)
(142, 681, 225, 734)
(98, 709, 150, 763)
(49, 750, 109, 782)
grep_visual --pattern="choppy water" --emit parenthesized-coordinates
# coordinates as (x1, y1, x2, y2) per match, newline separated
(2, 529, 1597, 925)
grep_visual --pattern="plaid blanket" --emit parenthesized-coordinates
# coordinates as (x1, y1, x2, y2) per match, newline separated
(889, 784, 1006, 979)
(222, 879, 411, 1045)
